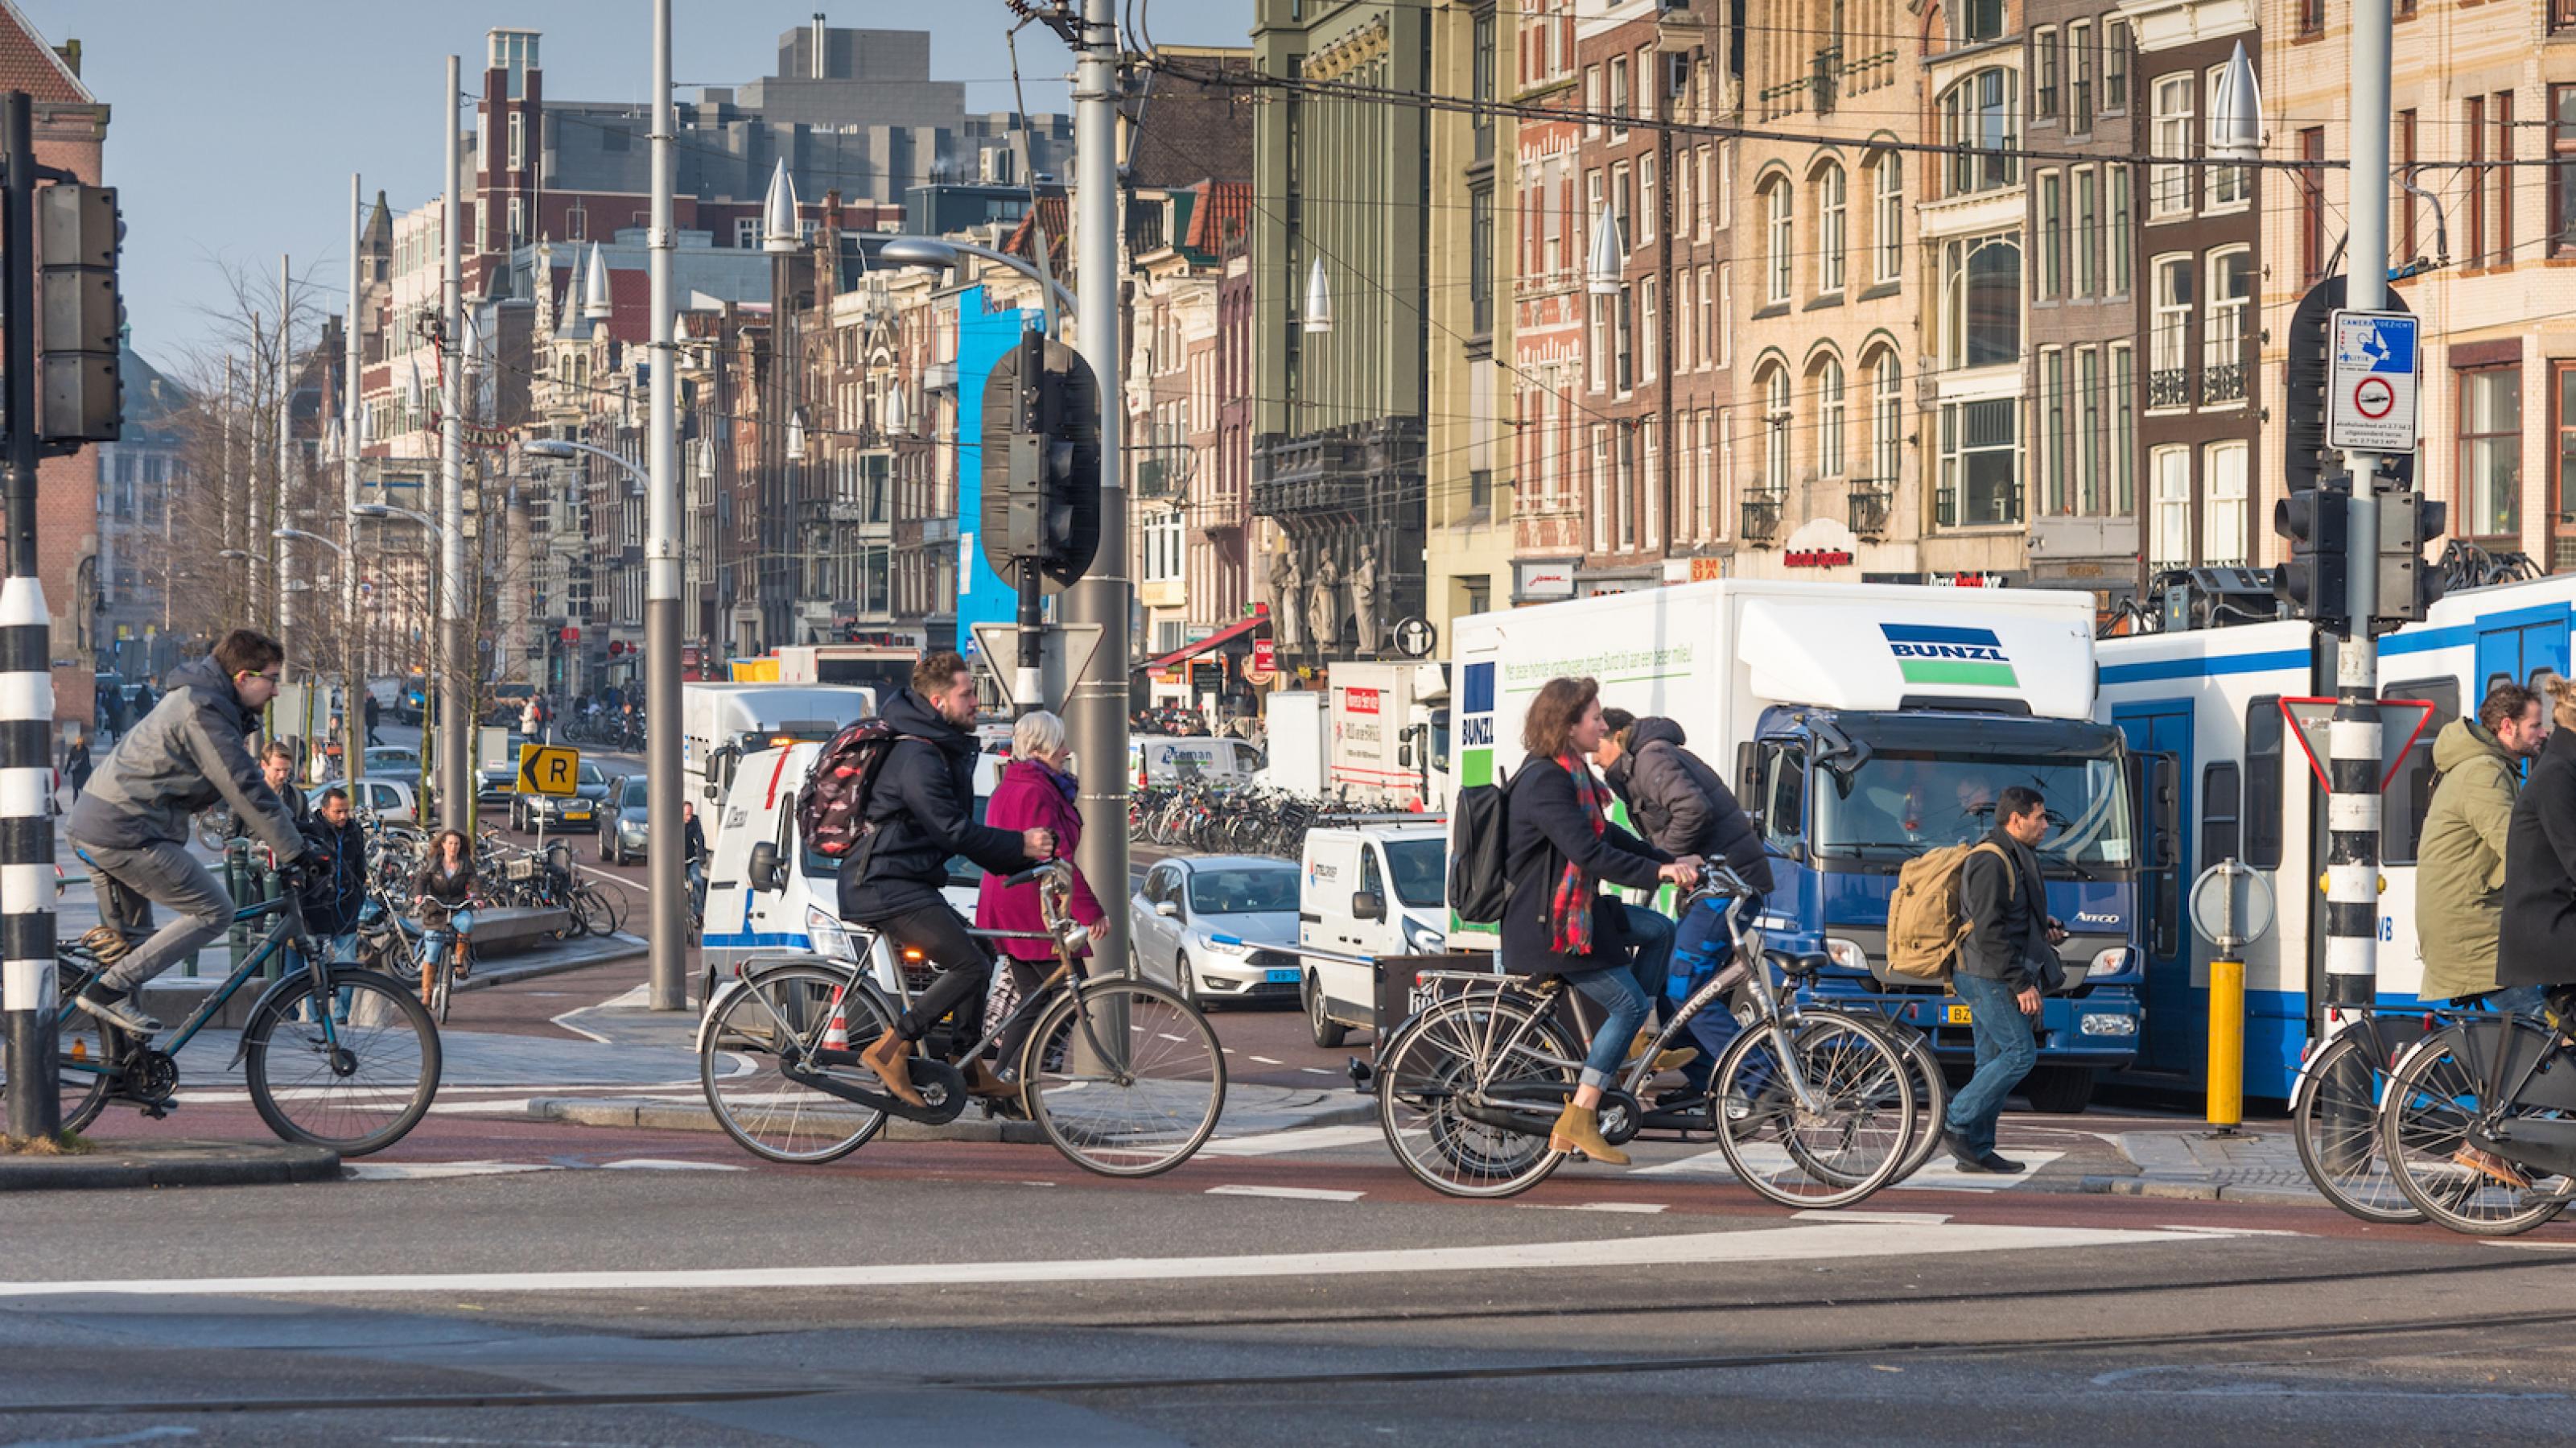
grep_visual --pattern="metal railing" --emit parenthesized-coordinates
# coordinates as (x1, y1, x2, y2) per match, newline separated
(1847, 477, 1893, 538)
(2202, 361, 2247, 405)
(2148, 367, 2193, 410)
(1741, 486, 1786, 544)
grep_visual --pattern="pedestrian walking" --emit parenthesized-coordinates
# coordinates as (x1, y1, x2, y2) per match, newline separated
(62, 728, 92, 804)
(298, 786, 367, 1021)
(364, 693, 382, 747)
(1942, 785, 2063, 1174)
(2420, 683, 2547, 1017)
(260, 741, 310, 832)
(975, 711, 1110, 1070)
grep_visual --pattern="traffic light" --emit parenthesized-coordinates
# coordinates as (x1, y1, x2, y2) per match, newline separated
(979, 328, 1101, 589)
(2273, 479, 2352, 634)
(2373, 491, 2447, 630)
(36, 181, 122, 443)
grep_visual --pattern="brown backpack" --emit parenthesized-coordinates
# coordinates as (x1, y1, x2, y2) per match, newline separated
(1883, 840, 2012, 982)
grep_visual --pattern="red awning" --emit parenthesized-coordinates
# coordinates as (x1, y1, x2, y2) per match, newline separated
(1137, 610, 1270, 672)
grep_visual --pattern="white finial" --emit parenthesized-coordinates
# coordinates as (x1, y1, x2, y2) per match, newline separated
(763, 159, 802, 254)
(1302, 257, 1333, 335)
(583, 242, 612, 322)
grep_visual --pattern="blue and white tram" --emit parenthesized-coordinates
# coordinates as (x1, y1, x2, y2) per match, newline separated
(2094, 574, 2576, 1099)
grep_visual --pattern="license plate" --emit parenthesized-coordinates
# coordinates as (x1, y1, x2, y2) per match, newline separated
(564, 808, 591, 819)
(1946, 1004, 1972, 1025)
(1266, 967, 1300, 984)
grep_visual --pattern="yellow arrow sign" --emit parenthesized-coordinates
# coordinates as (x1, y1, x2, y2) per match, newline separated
(518, 744, 582, 797)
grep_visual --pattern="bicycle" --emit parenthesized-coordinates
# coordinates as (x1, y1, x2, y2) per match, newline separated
(1375, 868, 1918, 1207)
(2376, 997, 2576, 1236)
(413, 894, 483, 1025)
(0, 888, 443, 1155)
(2287, 1004, 2442, 1225)
(698, 861, 1226, 1177)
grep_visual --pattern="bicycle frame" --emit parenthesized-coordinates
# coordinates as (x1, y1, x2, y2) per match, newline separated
(56, 893, 344, 1085)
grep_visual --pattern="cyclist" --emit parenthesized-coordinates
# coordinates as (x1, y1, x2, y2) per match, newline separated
(64, 629, 308, 1037)
(413, 827, 479, 985)
(845, 650, 1055, 1109)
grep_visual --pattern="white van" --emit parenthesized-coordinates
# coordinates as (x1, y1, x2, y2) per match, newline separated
(1296, 821, 1456, 1046)
(699, 741, 1001, 996)
(684, 683, 875, 809)
(1130, 734, 1263, 788)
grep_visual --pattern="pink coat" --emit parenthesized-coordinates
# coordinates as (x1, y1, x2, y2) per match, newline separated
(974, 757, 1106, 959)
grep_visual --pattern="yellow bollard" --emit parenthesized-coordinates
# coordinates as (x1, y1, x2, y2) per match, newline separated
(2207, 957, 2244, 1131)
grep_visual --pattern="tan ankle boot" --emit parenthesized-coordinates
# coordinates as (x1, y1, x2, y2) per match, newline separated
(1548, 1102, 1630, 1166)
(858, 1031, 925, 1108)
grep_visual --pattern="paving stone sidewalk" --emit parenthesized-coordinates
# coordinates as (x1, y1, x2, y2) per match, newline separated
(2076, 1128, 2327, 1207)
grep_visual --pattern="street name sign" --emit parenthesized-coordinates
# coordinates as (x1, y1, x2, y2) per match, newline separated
(2326, 308, 2419, 452)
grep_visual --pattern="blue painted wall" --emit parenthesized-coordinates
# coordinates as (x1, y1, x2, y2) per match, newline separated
(954, 287, 1039, 656)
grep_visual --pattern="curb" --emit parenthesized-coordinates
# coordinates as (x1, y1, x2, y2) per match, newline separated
(527, 1095, 1050, 1144)
(2076, 1174, 2326, 1207)
(459, 935, 650, 993)
(0, 1141, 341, 1193)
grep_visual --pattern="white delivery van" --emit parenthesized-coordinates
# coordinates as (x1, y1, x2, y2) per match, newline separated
(1296, 821, 1453, 1046)
(683, 683, 874, 807)
(699, 741, 1001, 992)
(1251, 690, 1326, 795)
(1130, 734, 1264, 788)
(1327, 661, 1451, 811)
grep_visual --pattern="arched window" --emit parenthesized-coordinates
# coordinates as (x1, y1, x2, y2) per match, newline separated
(1762, 365, 1792, 494)
(1765, 179, 1794, 303)
(1939, 233, 2022, 369)
(1816, 357, 1847, 477)
(1873, 153, 1903, 282)
(1818, 163, 1848, 295)
(1939, 68, 2018, 195)
(1869, 351, 1902, 485)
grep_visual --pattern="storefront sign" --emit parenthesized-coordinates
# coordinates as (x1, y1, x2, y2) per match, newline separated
(1247, 638, 1277, 684)
(1784, 549, 1854, 568)
(1688, 556, 1725, 583)
(1515, 560, 1577, 601)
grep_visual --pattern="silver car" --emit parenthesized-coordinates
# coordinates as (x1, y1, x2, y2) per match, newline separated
(1129, 855, 1304, 1009)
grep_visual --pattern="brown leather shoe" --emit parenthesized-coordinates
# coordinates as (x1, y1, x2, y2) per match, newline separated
(858, 1030, 925, 1108)
(965, 1060, 1018, 1100)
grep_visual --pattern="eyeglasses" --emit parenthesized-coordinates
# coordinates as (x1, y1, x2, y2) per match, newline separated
(238, 670, 282, 685)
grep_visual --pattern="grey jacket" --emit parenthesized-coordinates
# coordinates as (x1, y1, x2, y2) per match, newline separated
(1958, 827, 2052, 988)
(67, 654, 305, 862)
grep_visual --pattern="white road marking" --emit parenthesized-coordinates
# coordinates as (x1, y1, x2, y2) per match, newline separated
(1796, 1209, 1953, 1225)
(1197, 1125, 1387, 1157)
(1300, 1066, 1335, 1076)
(0, 1221, 2222, 1298)
(1640, 1147, 2068, 1194)
(343, 1160, 558, 1182)
(1247, 1054, 1284, 1066)
(597, 1158, 744, 1172)
(1205, 1184, 1368, 1203)
(1520, 1201, 1669, 1215)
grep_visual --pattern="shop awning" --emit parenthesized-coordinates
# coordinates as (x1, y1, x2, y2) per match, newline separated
(1136, 611, 1269, 673)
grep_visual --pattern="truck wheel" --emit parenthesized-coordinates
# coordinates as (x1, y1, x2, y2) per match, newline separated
(1304, 971, 1347, 1049)
(2020, 1065, 2096, 1115)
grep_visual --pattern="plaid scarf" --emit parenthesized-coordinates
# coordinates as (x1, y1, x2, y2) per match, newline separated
(1549, 753, 1608, 955)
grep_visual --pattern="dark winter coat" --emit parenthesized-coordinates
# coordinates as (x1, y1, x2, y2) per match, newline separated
(299, 811, 369, 936)
(837, 688, 1029, 922)
(975, 757, 1105, 960)
(1499, 754, 1673, 980)
(67, 653, 304, 861)
(1601, 717, 1773, 893)
(2499, 726, 2576, 988)
(1958, 825, 2053, 988)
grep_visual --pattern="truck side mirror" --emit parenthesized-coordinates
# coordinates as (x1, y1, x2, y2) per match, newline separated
(1352, 890, 1386, 922)
(1736, 741, 1762, 803)
(710, 745, 740, 797)
(747, 840, 783, 893)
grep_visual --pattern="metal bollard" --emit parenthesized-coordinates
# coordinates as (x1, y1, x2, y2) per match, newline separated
(225, 841, 253, 974)
(2207, 956, 2245, 1132)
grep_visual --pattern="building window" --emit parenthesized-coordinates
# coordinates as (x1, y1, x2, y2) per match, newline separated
(2299, 0, 2325, 35)
(2150, 74, 2195, 217)
(1642, 423, 1661, 548)
(2039, 348, 2065, 511)
(2553, 362, 2576, 569)
(1873, 152, 1902, 282)
(1766, 180, 1794, 303)
(1940, 233, 2022, 369)
(1939, 398, 2020, 527)
(2206, 65, 2249, 210)
(2075, 346, 2101, 514)
(2497, 91, 2516, 266)
(1616, 424, 1637, 547)
(1716, 263, 1730, 365)
(1676, 158, 1694, 249)
(1639, 275, 1660, 382)
(1819, 356, 1846, 477)
(1469, 184, 1494, 336)
(2460, 365, 2524, 538)
(508, 111, 525, 171)
(2104, 19, 2130, 111)
(2205, 246, 2252, 403)
(2204, 440, 2249, 566)
(1818, 163, 1847, 295)
(1609, 55, 1630, 138)
(2299, 128, 2327, 283)
(2072, 167, 2098, 295)
(2110, 343, 2136, 511)
(2469, 97, 2487, 264)
(1638, 151, 1657, 245)
(735, 216, 761, 249)
(2149, 444, 2191, 568)
(1584, 65, 1602, 137)
(2069, 20, 2094, 130)
(2150, 254, 2192, 407)
(1872, 353, 1902, 486)
(2108, 162, 2132, 292)
(1679, 269, 1697, 372)
(1472, 8, 1495, 162)
(1615, 283, 1635, 393)
(2037, 170, 2063, 299)
(1961, 0, 2004, 43)
(1589, 425, 1609, 551)
(1762, 365, 1791, 496)
(1941, 68, 2019, 196)
(2034, 28, 2059, 122)
(2557, 88, 2576, 257)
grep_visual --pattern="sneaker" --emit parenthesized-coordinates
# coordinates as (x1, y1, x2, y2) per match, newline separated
(73, 991, 160, 1037)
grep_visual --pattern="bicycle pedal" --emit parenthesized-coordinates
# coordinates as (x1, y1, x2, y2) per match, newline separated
(136, 1099, 176, 1120)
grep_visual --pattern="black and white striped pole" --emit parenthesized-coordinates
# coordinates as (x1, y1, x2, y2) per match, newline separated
(2, 91, 58, 1140)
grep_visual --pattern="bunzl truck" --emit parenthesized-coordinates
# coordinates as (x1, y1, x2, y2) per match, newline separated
(682, 683, 874, 808)
(1328, 661, 1453, 811)
(1451, 580, 2155, 1113)
(2094, 571, 2576, 1101)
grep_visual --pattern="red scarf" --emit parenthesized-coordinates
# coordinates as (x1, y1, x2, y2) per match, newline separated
(1549, 753, 1607, 954)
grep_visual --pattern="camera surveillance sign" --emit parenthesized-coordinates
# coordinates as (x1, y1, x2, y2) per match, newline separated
(2327, 309, 2419, 453)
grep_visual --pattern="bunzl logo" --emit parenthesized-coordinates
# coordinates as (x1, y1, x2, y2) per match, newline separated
(1880, 624, 2018, 687)
(1346, 687, 1382, 715)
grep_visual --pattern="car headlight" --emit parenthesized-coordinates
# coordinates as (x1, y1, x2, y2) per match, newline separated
(1200, 934, 1251, 957)
(805, 905, 857, 963)
(1403, 918, 1446, 954)
(1824, 938, 1869, 973)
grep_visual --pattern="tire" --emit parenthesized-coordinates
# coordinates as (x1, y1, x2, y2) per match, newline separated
(2292, 1026, 2428, 1225)
(0, 990, 117, 1136)
(700, 964, 889, 1165)
(1305, 972, 1349, 1048)
(1173, 951, 1199, 1009)
(1377, 992, 1573, 1198)
(1715, 1015, 1914, 1211)
(2019, 1064, 2096, 1115)
(570, 886, 614, 939)
(1883, 1022, 1949, 1185)
(242, 969, 442, 1157)
(1020, 978, 1225, 1178)
(431, 956, 452, 1025)
(2380, 1020, 2573, 1237)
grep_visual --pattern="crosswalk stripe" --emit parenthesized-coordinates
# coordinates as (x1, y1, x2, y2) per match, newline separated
(1198, 1125, 1387, 1157)
(1206, 1184, 1368, 1203)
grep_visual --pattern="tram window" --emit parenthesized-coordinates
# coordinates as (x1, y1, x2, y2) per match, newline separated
(2202, 761, 2242, 864)
(2381, 676, 2458, 866)
(2244, 695, 2283, 870)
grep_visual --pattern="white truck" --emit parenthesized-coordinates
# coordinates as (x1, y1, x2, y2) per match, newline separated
(1252, 690, 1327, 796)
(683, 683, 874, 808)
(1449, 579, 2154, 1112)
(1326, 661, 1451, 811)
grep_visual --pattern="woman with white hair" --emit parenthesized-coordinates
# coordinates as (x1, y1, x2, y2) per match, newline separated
(973, 711, 1110, 1074)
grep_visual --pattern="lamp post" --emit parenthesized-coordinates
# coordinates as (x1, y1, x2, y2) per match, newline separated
(277, 526, 361, 785)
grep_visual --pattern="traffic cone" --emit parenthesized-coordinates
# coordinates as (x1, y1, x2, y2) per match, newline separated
(823, 987, 849, 1050)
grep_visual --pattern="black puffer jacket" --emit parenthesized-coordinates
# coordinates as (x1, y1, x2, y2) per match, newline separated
(836, 688, 1032, 922)
(1603, 717, 1773, 893)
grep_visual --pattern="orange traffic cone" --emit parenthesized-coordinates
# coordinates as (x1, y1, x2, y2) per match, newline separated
(823, 987, 850, 1050)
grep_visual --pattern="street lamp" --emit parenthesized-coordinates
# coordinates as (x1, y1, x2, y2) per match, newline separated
(356, 501, 445, 540)
(876, 234, 1079, 336)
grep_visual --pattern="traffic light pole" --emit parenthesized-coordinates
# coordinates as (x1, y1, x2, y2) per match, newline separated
(645, 0, 687, 1012)
(2324, 0, 2393, 1012)
(1, 91, 58, 1141)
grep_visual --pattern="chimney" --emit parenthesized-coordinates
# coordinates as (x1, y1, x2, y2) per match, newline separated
(52, 39, 79, 77)
(811, 14, 826, 78)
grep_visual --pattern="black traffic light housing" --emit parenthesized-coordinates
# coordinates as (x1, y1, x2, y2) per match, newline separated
(2273, 476, 2352, 635)
(2285, 277, 2413, 499)
(35, 181, 122, 443)
(2373, 489, 2447, 631)
(979, 328, 1100, 590)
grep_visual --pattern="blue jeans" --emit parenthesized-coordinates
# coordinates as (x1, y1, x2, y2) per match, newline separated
(1943, 972, 2039, 1157)
(294, 932, 359, 1022)
(1561, 904, 1675, 1090)
(1672, 893, 1761, 1093)
(2458, 984, 2549, 1018)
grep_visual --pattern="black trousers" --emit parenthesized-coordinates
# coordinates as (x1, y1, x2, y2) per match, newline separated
(873, 902, 995, 1046)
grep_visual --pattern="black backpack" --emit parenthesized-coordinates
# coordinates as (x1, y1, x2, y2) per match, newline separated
(794, 719, 913, 860)
(1446, 769, 1511, 924)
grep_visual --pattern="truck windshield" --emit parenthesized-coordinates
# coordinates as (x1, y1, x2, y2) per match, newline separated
(1383, 839, 1447, 909)
(1811, 751, 2133, 872)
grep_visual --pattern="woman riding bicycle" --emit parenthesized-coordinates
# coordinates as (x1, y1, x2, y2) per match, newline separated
(1502, 676, 1700, 1166)
(413, 828, 480, 984)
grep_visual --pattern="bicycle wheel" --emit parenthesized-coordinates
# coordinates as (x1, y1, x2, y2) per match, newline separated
(1880, 1020, 1949, 1186)
(2292, 1027, 2426, 1225)
(242, 969, 442, 1157)
(1378, 992, 1575, 1198)
(699, 963, 888, 1165)
(2381, 1021, 2572, 1237)
(578, 885, 624, 936)
(0, 972, 117, 1136)
(1715, 1014, 1913, 1210)
(431, 950, 453, 1025)
(1020, 978, 1225, 1178)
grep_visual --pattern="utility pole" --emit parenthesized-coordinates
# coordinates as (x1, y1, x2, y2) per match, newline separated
(439, 55, 471, 833)
(645, 0, 686, 1009)
(344, 172, 366, 790)
(277, 254, 295, 695)
(1065, 0, 1131, 977)
(2, 92, 57, 1141)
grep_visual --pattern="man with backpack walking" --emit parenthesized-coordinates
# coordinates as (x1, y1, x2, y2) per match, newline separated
(1942, 784, 2063, 1174)
(830, 651, 1055, 1108)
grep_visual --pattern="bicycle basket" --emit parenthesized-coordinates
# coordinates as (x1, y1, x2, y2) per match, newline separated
(505, 857, 537, 881)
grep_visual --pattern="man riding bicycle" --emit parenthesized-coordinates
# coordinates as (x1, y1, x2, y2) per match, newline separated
(844, 650, 1054, 1108)
(65, 629, 308, 1037)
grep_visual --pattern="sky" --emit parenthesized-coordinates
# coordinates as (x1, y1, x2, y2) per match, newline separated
(15, 0, 1253, 380)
